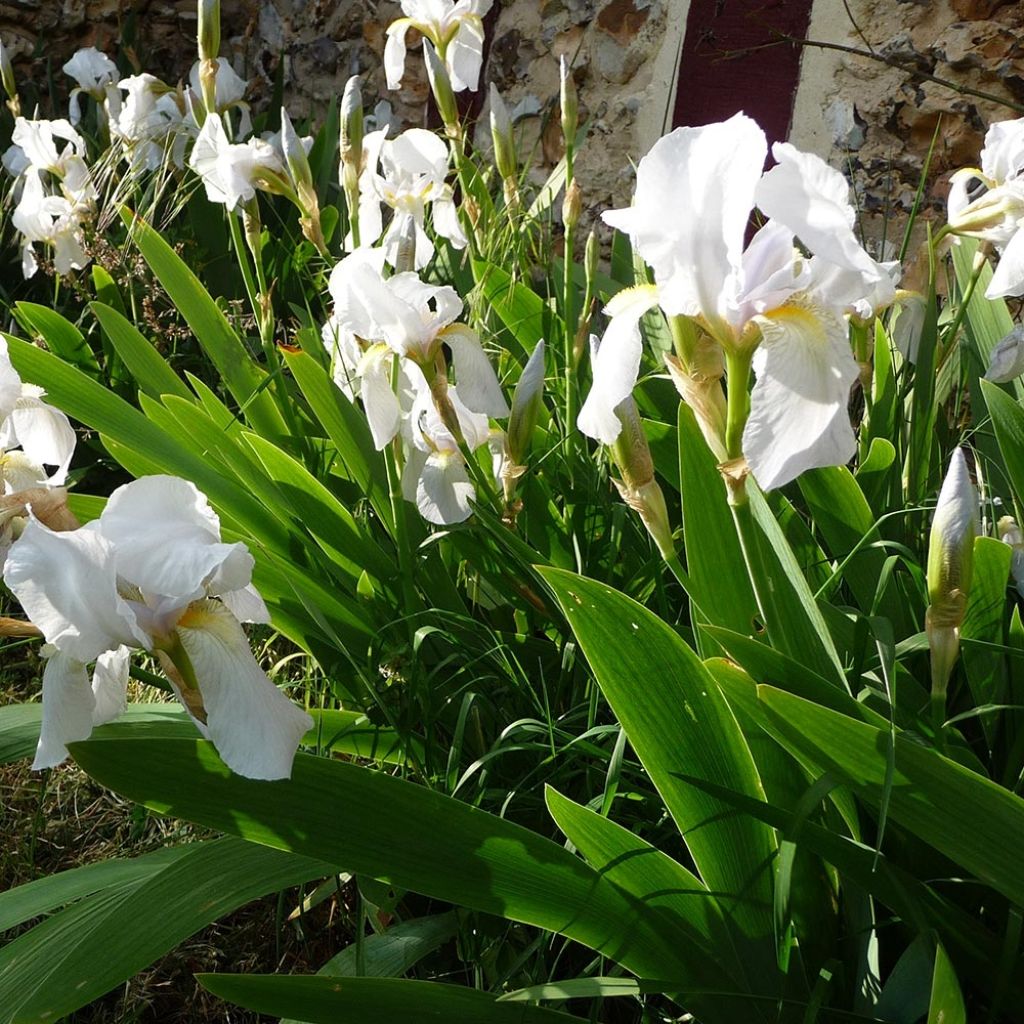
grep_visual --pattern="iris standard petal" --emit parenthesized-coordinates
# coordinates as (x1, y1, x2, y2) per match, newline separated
(218, 584, 271, 624)
(447, 15, 486, 92)
(980, 117, 1024, 183)
(328, 250, 427, 356)
(756, 143, 882, 289)
(382, 127, 449, 179)
(602, 114, 766, 334)
(99, 476, 254, 616)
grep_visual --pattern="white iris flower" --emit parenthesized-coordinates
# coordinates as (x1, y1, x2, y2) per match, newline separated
(327, 249, 507, 450)
(402, 373, 490, 524)
(187, 59, 251, 136)
(582, 113, 896, 491)
(385, 0, 492, 94)
(947, 117, 1024, 298)
(0, 338, 76, 492)
(112, 74, 187, 171)
(62, 47, 118, 126)
(189, 115, 287, 210)
(3, 475, 313, 779)
(12, 170, 90, 278)
(347, 128, 466, 268)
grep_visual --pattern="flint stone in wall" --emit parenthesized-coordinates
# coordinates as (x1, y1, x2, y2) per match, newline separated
(794, 0, 1024, 265)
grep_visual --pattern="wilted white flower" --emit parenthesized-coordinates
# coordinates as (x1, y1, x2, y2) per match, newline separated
(3, 475, 313, 779)
(385, 0, 493, 94)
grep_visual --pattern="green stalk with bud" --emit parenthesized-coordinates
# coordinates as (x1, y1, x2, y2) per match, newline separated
(925, 447, 977, 742)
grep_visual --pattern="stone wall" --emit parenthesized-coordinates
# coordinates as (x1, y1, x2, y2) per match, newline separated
(5, 0, 1024, 243)
(792, 0, 1024, 257)
(0, 0, 686, 229)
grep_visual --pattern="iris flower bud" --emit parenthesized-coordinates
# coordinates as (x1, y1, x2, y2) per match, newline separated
(489, 84, 516, 182)
(340, 75, 364, 171)
(584, 228, 599, 285)
(505, 340, 545, 469)
(610, 393, 674, 558)
(0, 37, 16, 104)
(197, 0, 221, 62)
(984, 324, 1024, 383)
(281, 108, 325, 252)
(562, 179, 581, 231)
(926, 447, 977, 731)
(424, 42, 459, 139)
(560, 55, 578, 149)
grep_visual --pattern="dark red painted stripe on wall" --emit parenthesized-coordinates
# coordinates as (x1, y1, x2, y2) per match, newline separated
(673, 0, 815, 149)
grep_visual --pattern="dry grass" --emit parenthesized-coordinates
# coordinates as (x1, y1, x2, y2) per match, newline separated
(0, 653, 353, 1023)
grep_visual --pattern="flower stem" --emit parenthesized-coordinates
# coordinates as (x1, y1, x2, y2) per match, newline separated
(384, 354, 419, 613)
(724, 348, 753, 463)
(562, 146, 579, 467)
(939, 242, 988, 367)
